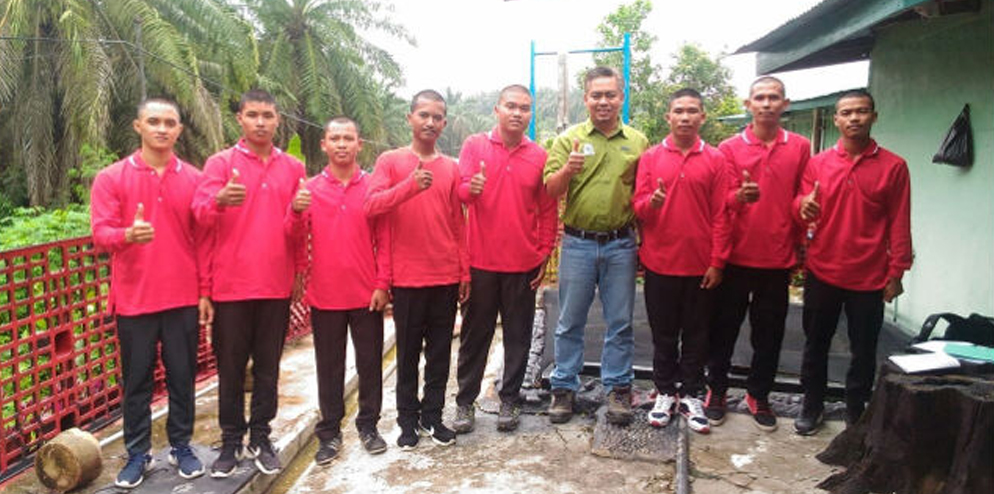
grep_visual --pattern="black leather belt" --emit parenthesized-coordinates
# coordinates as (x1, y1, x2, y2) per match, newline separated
(563, 225, 630, 243)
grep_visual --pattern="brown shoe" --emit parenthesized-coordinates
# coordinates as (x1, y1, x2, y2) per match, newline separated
(548, 388, 575, 424)
(497, 401, 521, 432)
(605, 385, 634, 425)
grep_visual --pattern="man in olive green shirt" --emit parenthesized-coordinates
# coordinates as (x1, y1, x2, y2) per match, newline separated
(543, 66, 649, 426)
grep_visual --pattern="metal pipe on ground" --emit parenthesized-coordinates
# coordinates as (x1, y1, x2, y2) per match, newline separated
(675, 416, 691, 494)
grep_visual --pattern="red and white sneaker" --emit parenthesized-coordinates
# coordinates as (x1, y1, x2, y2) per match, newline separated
(647, 393, 677, 428)
(679, 395, 711, 434)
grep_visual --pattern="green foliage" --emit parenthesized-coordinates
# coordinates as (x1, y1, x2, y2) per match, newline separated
(285, 134, 306, 162)
(247, 0, 412, 172)
(0, 205, 91, 253)
(435, 89, 495, 158)
(590, 1, 740, 144)
(68, 145, 118, 205)
(0, 0, 411, 200)
(660, 44, 740, 144)
(0, 0, 255, 207)
(591, 0, 666, 142)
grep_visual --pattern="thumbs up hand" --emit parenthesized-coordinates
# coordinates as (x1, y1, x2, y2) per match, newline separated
(800, 181, 821, 221)
(216, 168, 247, 207)
(413, 159, 433, 191)
(650, 177, 667, 209)
(292, 177, 312, 213)
(469, 160, 487, 196)
(736, 169, 760, 204)
(564, 139, 585, 177)
(126, 202, 155, 244)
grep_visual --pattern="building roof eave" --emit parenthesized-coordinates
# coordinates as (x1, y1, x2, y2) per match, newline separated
(736, 0, 931, 74)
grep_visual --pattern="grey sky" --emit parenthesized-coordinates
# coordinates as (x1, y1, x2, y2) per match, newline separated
(372, 0, 867, 103)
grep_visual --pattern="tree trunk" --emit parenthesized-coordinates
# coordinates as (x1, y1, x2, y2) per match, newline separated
(34, 428, 102, 493)
(816, 367, 994, 494)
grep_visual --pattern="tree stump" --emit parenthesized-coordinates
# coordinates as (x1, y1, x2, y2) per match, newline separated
(34, 428, 102, 492)
(816, 366, 994, 494)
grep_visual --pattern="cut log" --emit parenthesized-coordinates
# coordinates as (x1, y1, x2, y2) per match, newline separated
(34, 427, 102, 492)
(816, 367, 994, 494)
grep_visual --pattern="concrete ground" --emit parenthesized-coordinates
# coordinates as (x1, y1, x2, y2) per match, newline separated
(281, 331, 845, 494)
(3, 317, 847, 494)
(2, 319, 395, 494)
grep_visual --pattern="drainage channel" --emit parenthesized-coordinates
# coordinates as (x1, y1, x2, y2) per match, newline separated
(266, 345, 398, 494)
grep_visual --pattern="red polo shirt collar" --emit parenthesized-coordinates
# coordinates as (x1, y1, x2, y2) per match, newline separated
(128, 151, 182, 174)
(661, 136, 705, 154)
(233, 138, 283, 161)
(832, 139, 880, 161)
(739, 124, 789, 146)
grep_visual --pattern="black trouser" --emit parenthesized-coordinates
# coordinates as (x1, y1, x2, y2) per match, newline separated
(392, 284, 458, 429)
(456, 267, 538, 407)
(644, 269, 712, 396)
(800, 272, 883, 414)
(212, 299, 290, 445)
(707, 264, 789, 400)
(116, 306, 199, 457)
(311, 307, 384, 440)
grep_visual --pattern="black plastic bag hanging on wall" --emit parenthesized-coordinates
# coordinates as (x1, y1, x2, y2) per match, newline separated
(932, 104, 972, 167)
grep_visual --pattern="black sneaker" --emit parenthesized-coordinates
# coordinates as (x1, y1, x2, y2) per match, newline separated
(497, 401, 521, 432)
(247, 438, 281, 475)
(115, 453, 152, 489)
(548, 388, 575, 424)
(704, 388, 727, 426)
(314, 436, 341, 465)
(418, 420, 456, 446)
(452, 404, 475, 434)
(359, 428, 387, 455)
(794, 409, 824, 436)
(745, 393, 778, 432)
(397, 425, 419, 450)
(210, 443, 244, 478)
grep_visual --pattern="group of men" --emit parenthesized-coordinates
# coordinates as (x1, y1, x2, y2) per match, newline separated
(90, 64, 911, 489)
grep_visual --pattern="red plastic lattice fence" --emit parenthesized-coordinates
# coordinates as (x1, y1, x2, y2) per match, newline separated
(0, 236, 311, 480)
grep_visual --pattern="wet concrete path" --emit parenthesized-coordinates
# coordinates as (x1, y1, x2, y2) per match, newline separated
(282, 329, 845, 494)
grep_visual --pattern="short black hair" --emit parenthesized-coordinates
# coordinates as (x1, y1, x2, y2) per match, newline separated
(749, 76, 786, 97)
(498, 84, 531, 104)
(583, 66, 623, 93)
(836, 89, 875, 111)
(324, 116, 361, 136)
(409, 89, 446, 115)
(137, 97, 181, 119)
(239, 89, 277, 112)
(669, 88, 704, 110)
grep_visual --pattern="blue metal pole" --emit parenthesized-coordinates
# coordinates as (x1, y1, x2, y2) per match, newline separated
(622, 32, 631, 124)
(529, 40, 537, 141)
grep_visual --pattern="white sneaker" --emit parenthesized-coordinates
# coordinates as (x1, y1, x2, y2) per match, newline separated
(647, 393, 677, 428)
(679, 395, 710, 434)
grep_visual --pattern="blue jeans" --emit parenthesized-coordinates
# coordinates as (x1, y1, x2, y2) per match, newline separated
(550, 233, 637, 392)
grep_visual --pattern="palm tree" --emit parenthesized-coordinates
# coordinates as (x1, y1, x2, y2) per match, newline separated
(245, 0, 412, 172)
(0, 0, 256, 206)
(435, 88, 492, 158)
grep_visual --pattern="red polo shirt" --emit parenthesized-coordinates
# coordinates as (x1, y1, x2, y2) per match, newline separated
(633, 137, 731, 276)
(193, 140, 307, 301)
(795, 139, 913, 291)
(457, 128, 558, 273)
(91, 151, 211, 316)
(364, 148, 468, 287)
(300, 167, 391, 310)
(719, 125, 810, 269)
